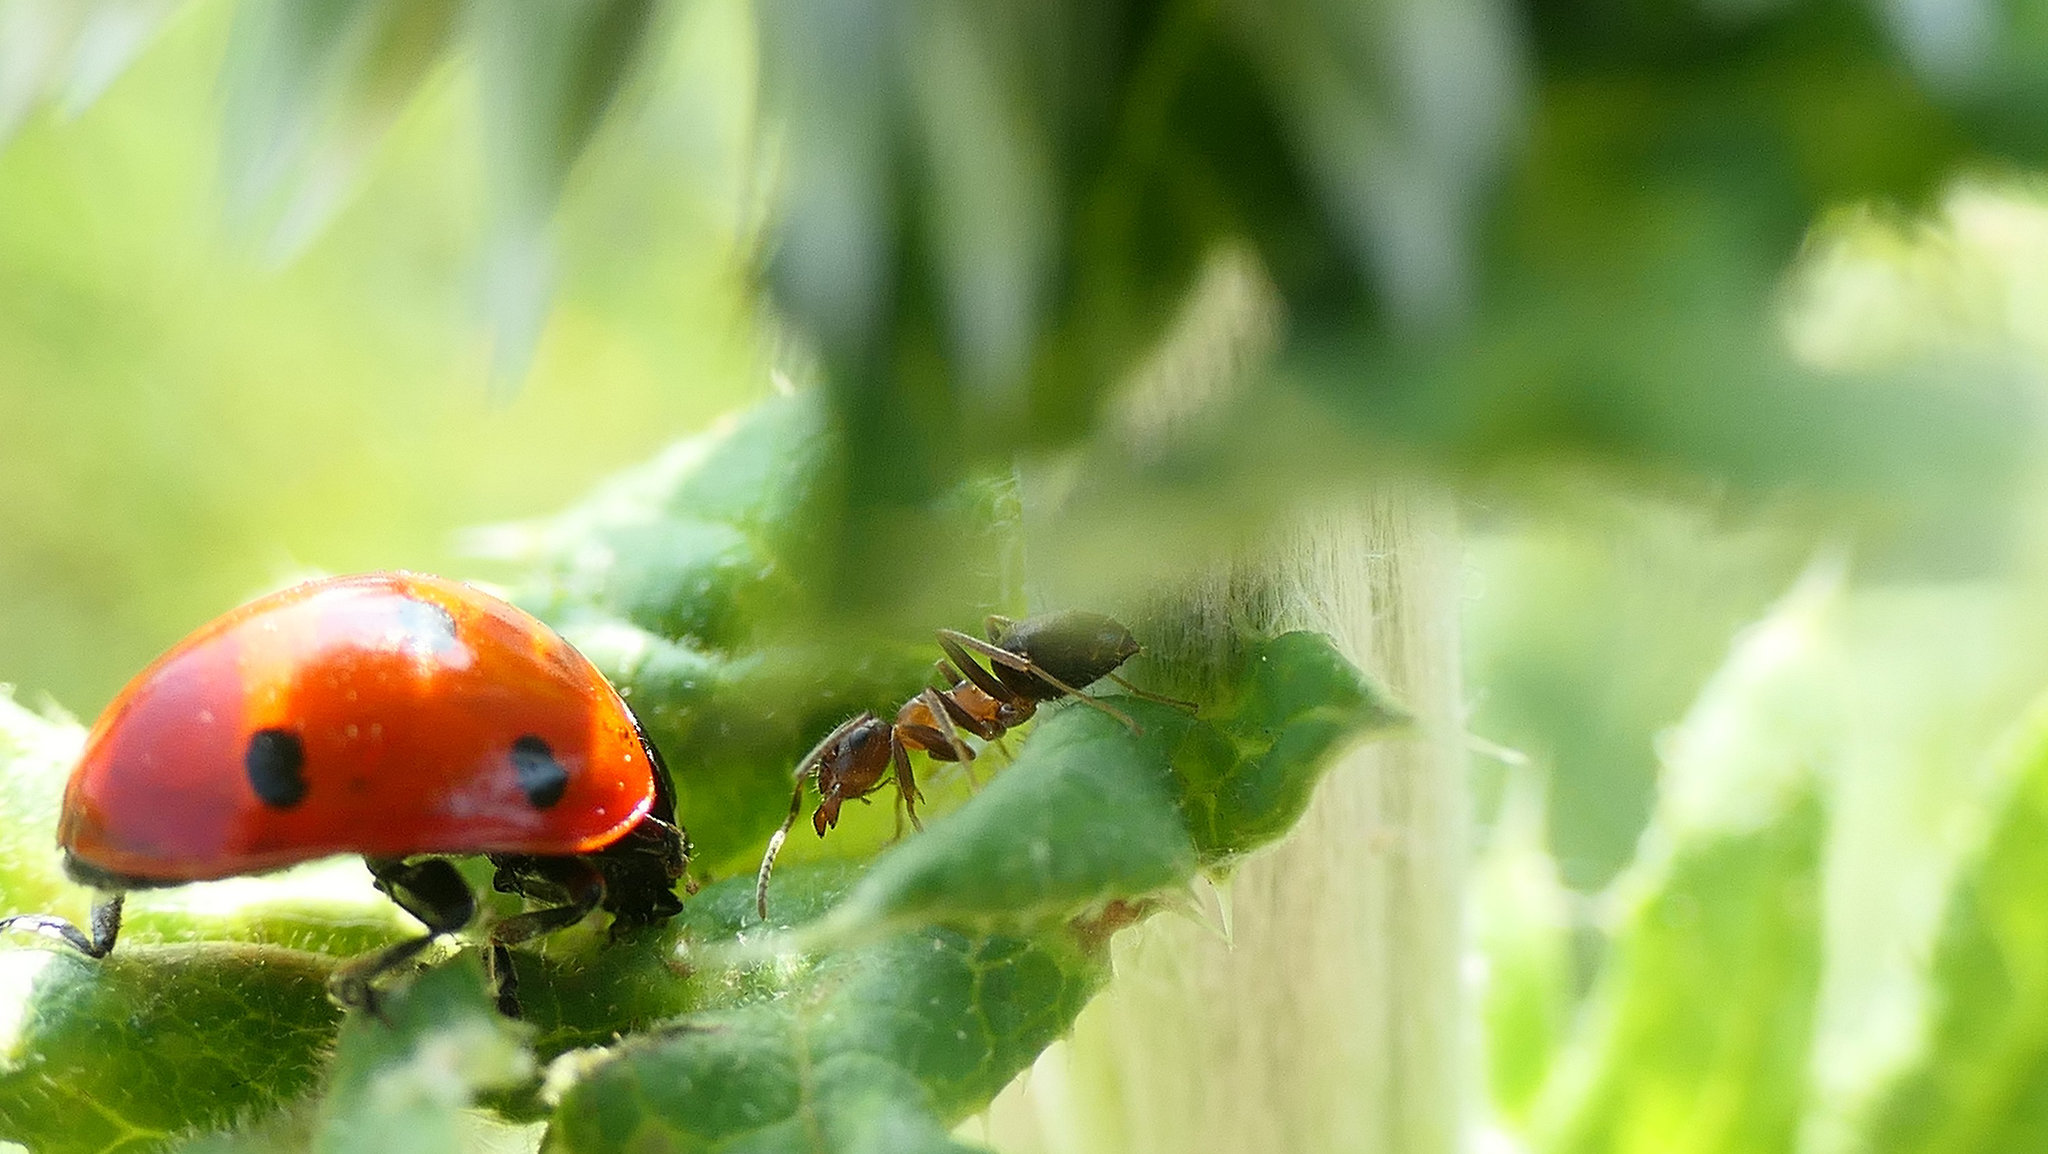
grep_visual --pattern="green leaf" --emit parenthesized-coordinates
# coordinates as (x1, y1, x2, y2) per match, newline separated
(1462, 507, 1810, 890)
(0, 0, 179, 144)
(471, 0, 659, 380)
(313, 955, 535, 1154)
(1532, 787, 1824, 1154)
(1857, 694, 2048, 1151)
(545, 873, 1100, 1154)
(475, 392, 839, 648)
(217, 0, 459, 259)
(1525, 569, 1840, 1154)
(0, 944, 340, 1153)
(792, 629, 1404, 940)
(474, 393, 1020, 875)
(801, 700, 1200, 934)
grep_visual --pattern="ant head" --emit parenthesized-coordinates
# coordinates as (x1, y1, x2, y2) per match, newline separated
(818, 713, 896, 787)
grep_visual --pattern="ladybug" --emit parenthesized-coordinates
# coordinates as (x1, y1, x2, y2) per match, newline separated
(0, 572, 689, 1015)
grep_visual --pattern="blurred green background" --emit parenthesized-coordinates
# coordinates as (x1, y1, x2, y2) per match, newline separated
(0, 0, 762, 714)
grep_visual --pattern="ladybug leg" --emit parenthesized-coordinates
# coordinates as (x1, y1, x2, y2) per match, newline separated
(485, 943, 519, 1018)
(0, 893, 124, 958)
(486, 857, 605, 1019)
(330, 858, 475, 1014)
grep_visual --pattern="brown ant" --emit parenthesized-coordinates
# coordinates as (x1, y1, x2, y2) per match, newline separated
(753, 611, 1192, 920)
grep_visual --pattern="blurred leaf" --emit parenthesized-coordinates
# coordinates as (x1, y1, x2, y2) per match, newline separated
(314, 956, 534, 1154)
(1228, 0, 1521, 326)
(0, 0, 178, 144)
(1857, 692, 2048, 1151)
(1784, 582, 2048, 1154)
(1463, 503, 1810, 889)
(472, 0, 660, 381)
(1534, 787, 1824, 1154)
(1527, 568, 1841, 1154)
(218, 0, 459, 259)
(1870, 0, 2048, 154)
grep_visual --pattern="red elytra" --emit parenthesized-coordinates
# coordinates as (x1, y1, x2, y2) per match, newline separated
(60, 571, 659, 885)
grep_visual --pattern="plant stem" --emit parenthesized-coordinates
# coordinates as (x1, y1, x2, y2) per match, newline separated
(980, 500, 1467, 1154)
(982, 249, 1469, 1153)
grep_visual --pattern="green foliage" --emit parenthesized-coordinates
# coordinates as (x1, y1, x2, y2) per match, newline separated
(802, 630, 1401, 940)
(1477, 556, 2048, 1154)
(15, 0, 2014, 611)
(0, 945, 339, 1153)
(1534, 790, 1826, 1154)
(547, 896, 1099, 1154)
(472, 392, 1021, 875)
(218, 0, 459, 256)
(315, 957, 536, 1154)
(0, 395, 1395, 1151)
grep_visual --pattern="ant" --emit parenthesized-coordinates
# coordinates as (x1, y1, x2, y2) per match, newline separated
(753, 611, 1193, 920)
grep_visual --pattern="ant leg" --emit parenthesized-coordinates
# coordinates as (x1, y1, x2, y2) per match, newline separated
(893, 742, 923, 832)
(938, 634, 1029, 708)
(932, 685, 1005, 742)
(938, 629, 1142, 735)
(919, 687, 975, 760)
(487, 858, 605, 1018)
(0, 893, 124, 958)
(332, 857, 475, 1014)
(915, 694, 990, 789)
(1107, 672, 1200, 713)
(983, 614, 1017, 641)
(891, 722, 985, 791)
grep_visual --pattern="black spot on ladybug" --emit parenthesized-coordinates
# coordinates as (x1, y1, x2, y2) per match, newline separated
(246, 728, 307, 808)
(511, 735, 569, 809)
